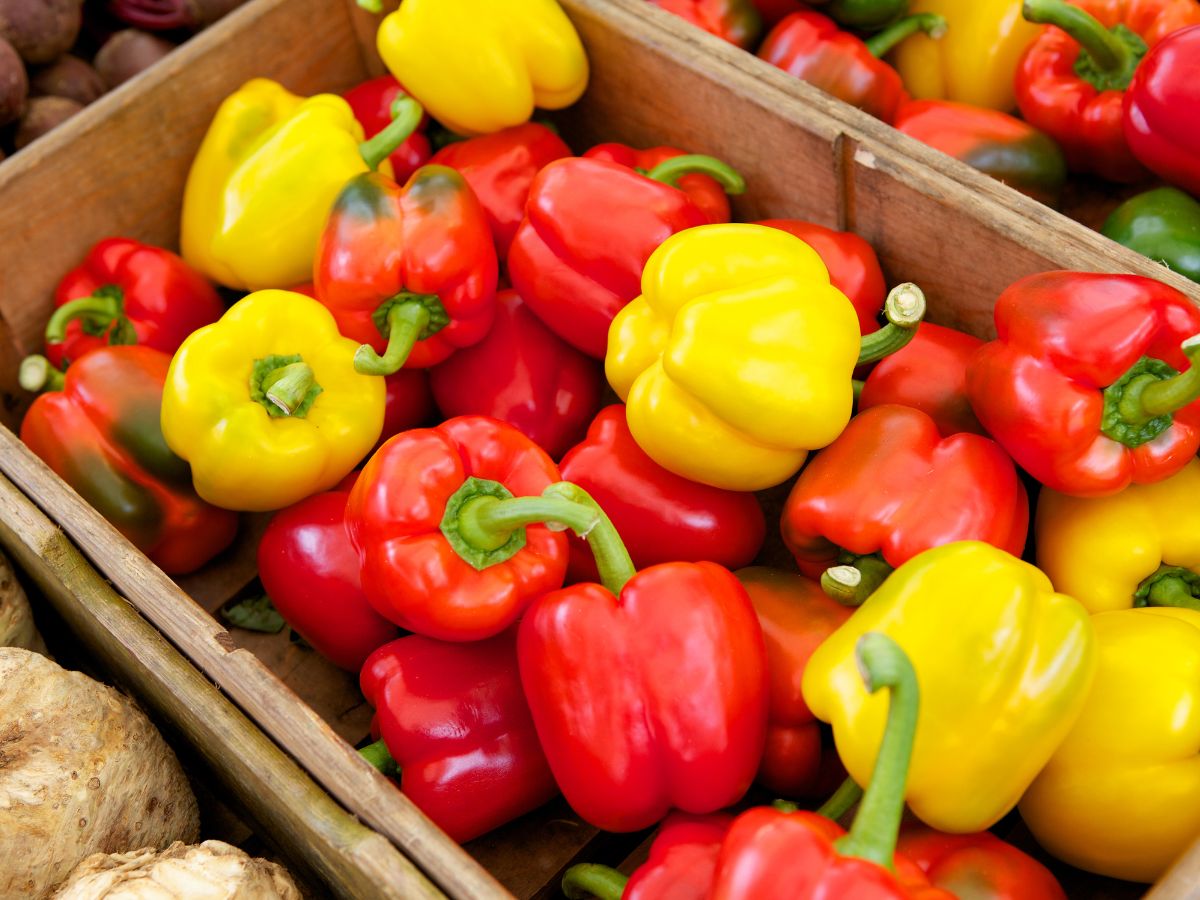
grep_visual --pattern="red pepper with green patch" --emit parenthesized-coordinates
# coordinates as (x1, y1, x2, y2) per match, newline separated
(649, 0, 763, 48)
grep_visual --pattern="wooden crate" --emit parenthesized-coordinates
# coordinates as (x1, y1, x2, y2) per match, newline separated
(0, 0, 1197, 897)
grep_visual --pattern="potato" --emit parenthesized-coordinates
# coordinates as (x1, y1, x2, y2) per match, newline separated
(0, 548, 45, 653)
(51, 841, 301, 899)
(0, 35, 25, 127)
(0, 648, 199, 899)
(0, 0, 83, 65)
(94, 30, 174, 91)
(30, 55, 104, 106)
(14, 95, 80, 149)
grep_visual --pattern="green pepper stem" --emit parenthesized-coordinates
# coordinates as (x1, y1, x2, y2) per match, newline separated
(833, 633, 919, 871)
(1136, 565, 1200, 611)
(857, 283, 925, 366)
(773, 799, 800, 813)
(359, 738, 401, 777)
(461, 495, 602, 552)
(644, 154, 747, 196)
(1023, 0, 1132, 74)
(45, 289, 128, 344)
(864, 13, 947, 58)
(18, 355, 65, 393)
(544, 482, 637, 595)
(261, 362, 317, 416)
(359, 95, 424, 172)
(355, 0, 383, 10)
(852, 378, 866, 402)
(355, 302, 430, 376)
(1127, 336, 1200, 420)
(561, 864, 628, 900)
(817, 777, 864, 822)
(821, 556, 894, 607)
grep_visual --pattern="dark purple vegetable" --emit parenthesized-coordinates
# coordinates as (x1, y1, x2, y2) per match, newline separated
(30, 54, 103, 105)
(0, 0, 84, 65)
(107, 0, 245, 31)
(0, 35, 25, 126)
(93, 28, 172, 89)
(15, 95, 81, 148)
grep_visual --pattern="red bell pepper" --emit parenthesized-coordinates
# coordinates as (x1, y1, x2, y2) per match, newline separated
(1125, 24, 1200, 197)
(737, 567, 850, 798)
(966, 271, 1200, 497)
(429, 289, 606, 460)
(781, 404, 1028, 604)
(313, 147, 499, 376)
(44, 237, 224, 369)
(518, 508, 768, 832)
(857, 322, 986, 437)
(649, 0, 763, 48)
(343, 76, 432, 184)
(757, 219, 886, 336)
(585, 143, 734, 226)
(1017, 0, 1200, 183)
(757, 12, 946, 124)
(257, 481, 399, 671)
(428, 122, 572, 259)
(752, 0, 802, 26)
(896, 824, 1067, 900)
(558, 404, 766, 583)
(359, 631, 558, 842)
(507, 153, 744, 358)
(18, 346, 237, 574)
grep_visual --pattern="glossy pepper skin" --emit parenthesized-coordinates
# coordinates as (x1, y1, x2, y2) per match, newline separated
(257, 482, 399, 671)
(758, 11, 945, 124)
(161, 290, 385, 512)
(737, 567, 850, 797)
(346, 416, 568, 641)
(343, 75, 431, 184)
(374, 0, 588, 136)
(858, 322, 986, 436)
(650, 0, 763, 48)
(429, 289, 606, 460)
(1037, 457, 1200, 614)
(1021, 608, 1200, 882)
(757, 219, 886, 336)
(966, 271, 1200, 497)
(507, 153, 739, 358)
(1016, 0, 1200, 183)
(895, 824, 1067, 900)
(893, 100, 1068, 207)
(585, 143, 733, 226)
(1125, 24, 1200, 196)
(19, 346, 237, 574)
(559, 405, 766, 583)
(803, 542, 1096, 833)
(781, 405, 1029, 583)
(360, 631, 558, 842)
(891, 0, 1039, 111)
(428, 123, 571, 259)
(1101, 187, 1200, 284)
(45, 238, 224, 369)
(623, 813, 735, 900)
(313, 165, 498, 374)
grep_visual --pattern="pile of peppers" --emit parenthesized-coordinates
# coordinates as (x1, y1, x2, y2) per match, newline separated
(15, 0, 1200, 896)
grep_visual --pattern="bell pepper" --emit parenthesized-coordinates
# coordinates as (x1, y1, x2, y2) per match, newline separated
(180, 79, 418, 291)
(373, 0, 588, 136)
(1021, 607, 1200, 882)
(1101, 187, 1200, 285)
(966, 271, 1200, 497)
(857, 322, 986, 436)
(1125, 24, 1200, 196)
(558, 405, 766, 583)
(757, 219, 886, 336)
(1016, 0, 1200, 183)
(18, 346, 237, 574)
(895, 824, 1067, 900)
(737, 567, 851, 798)
(44, 237, 224, 369)
(809, 0, 911, 29)
(781, 405, 1029, 604)
(517, 509, 768, 832)
(1036, 457, 1200, 614)
(343, 75, 431, 184)
(649, 0, 763, 49)
(359, 631, 558, 842)
(428, 289, 606, 460)
(160, 289, 385, 512)
(752, 0, 803, 26)
(312, 162, 498, 377)
(428, 122, 572, 259)
(257, 481, 399, 671)
(893, 100, 1068, 207)
(507, 153, 745, 358)
(585, 143, 734, 226)
(803, 541, 1096, 833)
(891, 0, 1039, 111)
(607, 223, 927, 492)
(757, 12, 946, 124)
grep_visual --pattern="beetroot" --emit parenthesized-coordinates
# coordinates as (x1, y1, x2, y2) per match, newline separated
(30, 54, 103, 105)
(0, 0, 84, 65)
(15, 95, 81, 148)
(0, 34, 25, 126)
(93, 28, 172, 89)
(108, 0, 246, 31)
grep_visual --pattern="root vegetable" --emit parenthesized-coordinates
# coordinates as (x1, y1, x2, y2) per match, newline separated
(0, 549, 45, 654)
(109, 0, 246, 31)
(0, 35, 25, 127)
(0, 648, 199, 899)
(51, 841, 301, 899)
(30, 55, 103, 105)
(0, 0, 83, 65)
(93, 30, 173, 90)
(14, 95, 81, 148)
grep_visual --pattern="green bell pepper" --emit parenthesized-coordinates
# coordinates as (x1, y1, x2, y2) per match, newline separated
(1101, 187, 1200, 284)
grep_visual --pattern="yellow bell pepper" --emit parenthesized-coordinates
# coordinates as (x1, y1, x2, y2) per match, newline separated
(1020, 608, 1200, 883)
(180, 79, 412, 291)
(802, 541, 1096, 833)
(1037, 458, 1200, 614)
(890, 0, 1039, 111)
(161, 290, 384, 512)
(605, 223, 924, 492)
(375, 0, 588, 136)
